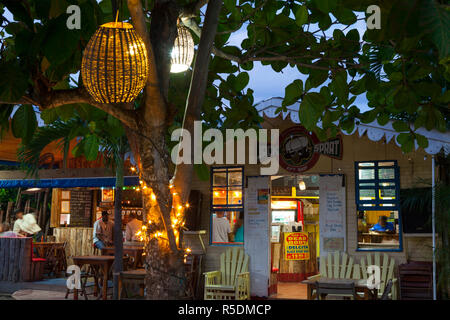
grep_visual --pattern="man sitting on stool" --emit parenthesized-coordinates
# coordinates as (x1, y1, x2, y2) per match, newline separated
(93, 211, 114, 250)
(125, 212, 142, 242)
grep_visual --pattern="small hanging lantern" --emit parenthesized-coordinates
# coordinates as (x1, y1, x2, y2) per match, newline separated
(81, 22, 149, 103)
(170, 25, 194, 73)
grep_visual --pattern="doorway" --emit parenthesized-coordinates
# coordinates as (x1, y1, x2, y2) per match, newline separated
(269, 174, 320, 299)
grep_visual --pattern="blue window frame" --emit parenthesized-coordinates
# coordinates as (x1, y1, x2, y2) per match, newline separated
(355, 161, 403, 252)
(355, 161, 400, 210)
(210, 166, 244, 246)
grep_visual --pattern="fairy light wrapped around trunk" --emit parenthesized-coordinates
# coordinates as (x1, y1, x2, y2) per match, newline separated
(170, 25, 194, 73)
(81, 22, 149, 103)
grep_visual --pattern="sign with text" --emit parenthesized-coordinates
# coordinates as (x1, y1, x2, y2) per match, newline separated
(319, 175, 346, 256)
(279, 126, 343, 173)
(284, 232, 310, 260)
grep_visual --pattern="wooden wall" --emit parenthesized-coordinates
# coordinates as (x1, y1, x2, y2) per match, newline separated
(54, 227, 95, 265)
(0, 237, 32, 282)
(191, 115, 435, 274)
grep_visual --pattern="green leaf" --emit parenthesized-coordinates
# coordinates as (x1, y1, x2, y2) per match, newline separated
(40, 108, 59, 124)
(396, 133, 414, 153)
(392, 120, 410, 132)
(283, 79, 303, 107)
(83, 135, 99, 161)
(420, 0, 450, 59)
(234, 72, 249, 92)
(299, 92, 325, 129)
(11, 105, 37, 144)
(313, 0, 336, 14)
(43, 16, 81, 65)
(0, 62, 28, 103)
(194, 163, 209, 181)
(415, 134, 429, 149)
(295, 5, 308, 27)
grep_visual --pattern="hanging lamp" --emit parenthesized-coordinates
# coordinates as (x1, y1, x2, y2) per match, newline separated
(170, 24, 194, 73)
(81, 20, 149, 103)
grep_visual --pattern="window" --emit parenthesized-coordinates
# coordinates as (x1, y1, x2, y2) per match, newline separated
(211, 167, 244, 245)
(355, 161, 402, 251)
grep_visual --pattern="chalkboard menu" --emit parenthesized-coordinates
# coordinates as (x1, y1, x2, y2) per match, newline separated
(69, 189, 93, 227)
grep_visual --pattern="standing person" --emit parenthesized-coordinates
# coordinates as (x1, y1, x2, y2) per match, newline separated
(125, 212, 142, 242)
(232, 212, 244, 243)
(17, 213, 42, 242)
(93, 211, 114, 249)
(212, 212, 231, 243)
(12, 209, 25, 234)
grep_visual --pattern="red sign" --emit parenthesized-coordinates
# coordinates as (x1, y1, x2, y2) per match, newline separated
(279, 126, 343, 173)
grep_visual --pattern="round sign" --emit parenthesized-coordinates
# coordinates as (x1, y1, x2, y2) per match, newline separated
(279, 126, 320, 173)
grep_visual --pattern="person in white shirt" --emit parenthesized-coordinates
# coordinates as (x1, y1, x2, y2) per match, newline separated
(125, 212, 142, 242)
(93, 211, 114, 249)
(212, 212, 231, 243)
(13, 210, 25, 234)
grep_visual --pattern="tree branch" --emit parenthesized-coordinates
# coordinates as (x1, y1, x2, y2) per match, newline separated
(180, 0, 209, 18)
(41, 87, 137, 128)
(173, 0, 223, 204)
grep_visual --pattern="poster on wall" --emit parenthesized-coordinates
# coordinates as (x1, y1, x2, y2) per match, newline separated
(244, 176, 270, 298)
(319, 174, 346, 257)
(284, 232, 310, 260)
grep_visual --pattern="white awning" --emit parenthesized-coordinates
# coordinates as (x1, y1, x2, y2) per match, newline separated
(256, 97, 450, 156)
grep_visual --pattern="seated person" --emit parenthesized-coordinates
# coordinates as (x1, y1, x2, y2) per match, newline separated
(0, 222, 24, 237)
(370, 216, 395, 233)
(93, 211, 114, 250)
(125, 212, 142, 242)
(20, 213, 42, 241)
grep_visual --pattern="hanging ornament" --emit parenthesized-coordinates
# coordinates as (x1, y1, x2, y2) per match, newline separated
(81, 22, 149, 103)
(170, 25, 194, 73)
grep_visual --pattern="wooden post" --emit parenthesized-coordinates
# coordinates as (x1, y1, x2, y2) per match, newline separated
(40, 188, 50, 228)
(15, 188, 22, 210)
(6, 201, 13, 226)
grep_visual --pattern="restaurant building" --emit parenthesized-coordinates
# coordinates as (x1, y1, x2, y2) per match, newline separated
(0, 97, 448, 299)
(185, 97, 450, 298)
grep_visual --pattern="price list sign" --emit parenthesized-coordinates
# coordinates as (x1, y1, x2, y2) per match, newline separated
(284, 232, 310, 261)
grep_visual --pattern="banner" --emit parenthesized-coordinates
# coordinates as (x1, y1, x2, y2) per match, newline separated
(284, 232, 310, 260)
(319, 174, 347, 256)
(244, 176, 270, 297)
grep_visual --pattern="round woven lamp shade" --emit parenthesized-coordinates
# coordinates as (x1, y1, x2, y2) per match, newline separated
(81, 22, 149, 104)
(170, 26, 194, 73)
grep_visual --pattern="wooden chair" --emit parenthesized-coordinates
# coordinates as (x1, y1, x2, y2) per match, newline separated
(398, 261, 433, 300)
(380, 279, 393, 300)
(204, 247, 250, 300)
(354, 252, 398, 300)
(307, 251, 358, 299)
(315, 281, 358, 300)
(308, 251, 357, 280)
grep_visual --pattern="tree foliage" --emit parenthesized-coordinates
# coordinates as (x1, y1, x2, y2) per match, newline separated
(0, 0, 448, 154)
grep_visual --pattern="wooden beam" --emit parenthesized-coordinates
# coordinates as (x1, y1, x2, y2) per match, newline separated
(0, 168, 137, 180)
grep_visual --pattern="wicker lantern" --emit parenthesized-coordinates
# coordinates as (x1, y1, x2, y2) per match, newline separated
(81, 22, 149, 103)
(170, 25, 194, 73)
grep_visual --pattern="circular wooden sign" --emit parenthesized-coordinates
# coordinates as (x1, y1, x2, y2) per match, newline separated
(279, 126, 320, 173)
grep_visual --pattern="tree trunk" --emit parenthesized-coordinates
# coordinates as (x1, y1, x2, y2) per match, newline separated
(113, 154, 124, 300)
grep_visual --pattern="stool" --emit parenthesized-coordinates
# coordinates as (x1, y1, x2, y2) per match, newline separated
(31, 258, 46, 281)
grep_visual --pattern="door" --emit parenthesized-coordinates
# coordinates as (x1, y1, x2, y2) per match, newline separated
(244, 176, 270, 297)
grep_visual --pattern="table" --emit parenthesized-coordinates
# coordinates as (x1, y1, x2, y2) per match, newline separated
(101, 246, 144, 269)
(33, 242, 67, 275)
(118, 269, 146, 300)
(72, 255, 116, 300)
(301, 277, 380, 300)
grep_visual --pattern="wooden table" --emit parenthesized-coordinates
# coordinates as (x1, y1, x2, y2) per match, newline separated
(72, 255, 116, 300)
(101, 246, 144, 269)
(33, 242, 67, 275)
(301, 277, 380, 300)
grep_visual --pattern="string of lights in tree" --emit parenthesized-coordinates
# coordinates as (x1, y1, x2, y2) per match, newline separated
(130, 165, 191, 256)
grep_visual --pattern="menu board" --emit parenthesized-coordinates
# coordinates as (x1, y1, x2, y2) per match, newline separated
(244, 176, 270, 297)
(319, 175, 346, 256)
(69, 189, 93, 227)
